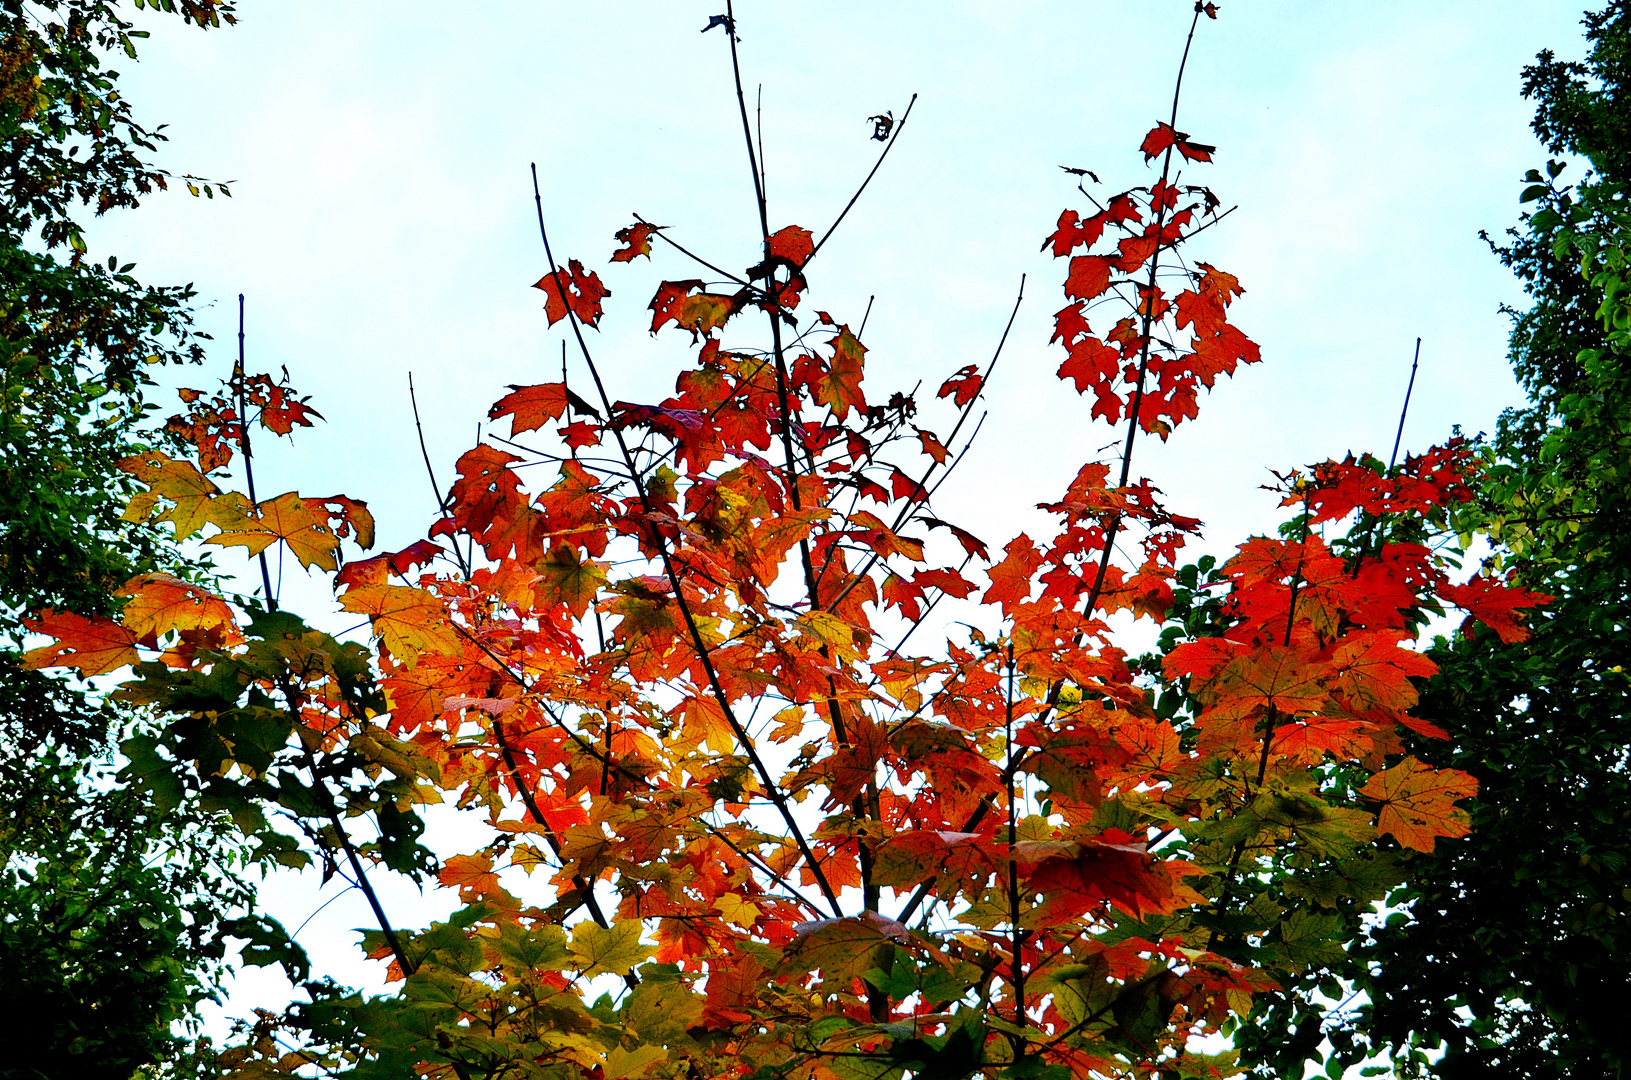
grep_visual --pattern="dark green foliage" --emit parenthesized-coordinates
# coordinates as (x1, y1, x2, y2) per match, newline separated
(1352, 7, 1631, 1075)
(0, 242, 212, 619)
(0, 678, 254, 1080)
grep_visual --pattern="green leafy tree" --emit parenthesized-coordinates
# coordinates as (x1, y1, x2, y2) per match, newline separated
(1238, 5, 1631, 1076)
(0, 3, 268, 1077)
(1, 0, 234, 616)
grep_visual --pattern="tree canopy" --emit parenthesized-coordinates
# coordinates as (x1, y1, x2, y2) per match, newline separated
(7, 4, 1628, 1079)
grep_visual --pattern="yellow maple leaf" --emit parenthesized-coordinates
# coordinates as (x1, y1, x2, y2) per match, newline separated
(569, 919, 650, 977)
(509, 843, 551, 875)
(338, 584, 463, 664)
(603, 1044, 668, 1080)
(118, 451, 248, 540)
(210, 491, 343, 571)
(714, 892, 761, 930)
(793, 610, 862, 662)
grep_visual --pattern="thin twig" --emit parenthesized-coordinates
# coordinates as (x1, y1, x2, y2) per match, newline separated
(235, 294, 277, 611)
(632, 214, 750, 286)
(756, 83, 767, 204)
(810, 93, 919, 262)
(1389, 337, 1422, 470)
(409, 372, 471, 578)
(823, 276, 1024, 614)
(408, 373, 445, 511)
(724, 0, 770, 239)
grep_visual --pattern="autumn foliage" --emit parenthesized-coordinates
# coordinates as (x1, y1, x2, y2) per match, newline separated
(22, 8, 1546, 1080)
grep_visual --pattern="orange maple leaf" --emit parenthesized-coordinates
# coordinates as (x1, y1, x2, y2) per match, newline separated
(437, 852, 503, 899)
(985, 535, 1044, 616)
(338, 584, 463, 664)
(913, 427, 951, 465)
(117, 573, 238, 641)
(1360, 756, 1477, 852)
(489, 383, 570, 435)
(21, 611, 141, 676)
(765, 225, 815, 269)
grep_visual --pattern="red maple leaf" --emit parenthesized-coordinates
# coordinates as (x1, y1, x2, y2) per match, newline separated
(1042, 209, 1109, 258)
(1139, 122, 1213, 163)
(765, 225, 815, 268)
(533, 259, 610, 328)
(1058, 336, 1120, 395)
(921, 517, 989, 560)
(1064, 255, 1118, 301)
(559, 420, 601, 450)
(1140, 123, 1180, 161)
(888, 467, 929, 504)
(1441, 575, 1552, 644)
(937, 365, 983, 408)
(611, 221, 659, 262)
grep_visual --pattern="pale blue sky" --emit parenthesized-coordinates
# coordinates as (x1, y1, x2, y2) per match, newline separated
(89, 0, 1590, 1036)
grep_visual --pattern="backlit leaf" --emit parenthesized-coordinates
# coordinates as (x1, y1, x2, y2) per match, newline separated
(1360, 757, 1477, 853)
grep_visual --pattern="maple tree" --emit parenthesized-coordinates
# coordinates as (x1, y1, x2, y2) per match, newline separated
(20, 6, 1550, 1079)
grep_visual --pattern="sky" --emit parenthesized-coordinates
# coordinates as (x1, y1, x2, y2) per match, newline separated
(87, 0, 1592, 1041)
